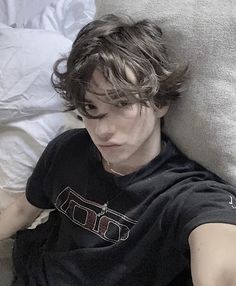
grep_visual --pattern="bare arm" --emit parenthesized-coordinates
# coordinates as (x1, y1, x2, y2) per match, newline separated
(0, 193, 42, 240)
(189, 223, 236, 286)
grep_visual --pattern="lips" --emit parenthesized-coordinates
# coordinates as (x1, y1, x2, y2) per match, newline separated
(97, 143, 122, 151)
(98, 144, 120, 148)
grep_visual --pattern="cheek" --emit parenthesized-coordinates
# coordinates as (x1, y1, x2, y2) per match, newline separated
(82, 118, 95, 133)
(117, 106, 141, 127)
(137, 112, 159, 139)
(120, 108, 157, 134)
(138, 109, 158, 128)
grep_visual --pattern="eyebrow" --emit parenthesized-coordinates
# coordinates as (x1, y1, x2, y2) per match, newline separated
(85, 89, 109, 103)
(83, 97, 94, 104)
(84, 93, 105, 105)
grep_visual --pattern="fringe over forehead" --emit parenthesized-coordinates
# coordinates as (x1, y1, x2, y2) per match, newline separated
(52, 14, 188, 116)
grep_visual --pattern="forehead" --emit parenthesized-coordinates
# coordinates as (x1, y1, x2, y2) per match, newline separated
(89, 67, 137, 91)
(85, 67, 138, 103)
(85, 70, 111, 102)
(89, 69, 113, 93)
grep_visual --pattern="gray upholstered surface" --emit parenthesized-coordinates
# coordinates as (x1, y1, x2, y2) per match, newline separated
(0, 239, 14, 286)
(95, 0, 236, 186)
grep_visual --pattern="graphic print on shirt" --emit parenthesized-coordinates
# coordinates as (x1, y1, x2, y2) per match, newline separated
(229, 195, 236, 209)
(55, 187, 137, 244)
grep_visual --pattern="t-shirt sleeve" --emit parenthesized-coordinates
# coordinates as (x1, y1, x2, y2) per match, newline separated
(25, 138, 59, 209)
(26, 129, 80, 209)
(164, 179, 236, 254)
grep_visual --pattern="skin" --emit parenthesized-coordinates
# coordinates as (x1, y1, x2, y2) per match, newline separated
(82, 69, 168, 175)
(189, 223, 236, 286)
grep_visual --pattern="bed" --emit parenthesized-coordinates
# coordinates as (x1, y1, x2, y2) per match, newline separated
(0, 1, 95, 285)
(0, 0, 235, 285)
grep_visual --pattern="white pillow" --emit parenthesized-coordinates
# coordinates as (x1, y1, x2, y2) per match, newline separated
(25, 0, 96, 41)
(95, 0, 236, 186)
(0, 0, 56, 27)
(0, 112, 82, 194)
(0, 26, 71, 123)
(0, 27, 84, 210)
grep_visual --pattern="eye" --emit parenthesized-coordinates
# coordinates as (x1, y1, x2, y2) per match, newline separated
(83, 103, 100, 117)
(82, 102, 107, 118)
(84, 103, 96, 111)
(115, 101, 131, 108)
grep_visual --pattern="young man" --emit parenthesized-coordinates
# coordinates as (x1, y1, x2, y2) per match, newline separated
(0, 15, 236, 286)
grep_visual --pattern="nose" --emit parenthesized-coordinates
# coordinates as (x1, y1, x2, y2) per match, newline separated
(95, 115, 115, 141)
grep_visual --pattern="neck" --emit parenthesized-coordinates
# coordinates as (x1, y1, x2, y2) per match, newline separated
(105, 161, 126, 176)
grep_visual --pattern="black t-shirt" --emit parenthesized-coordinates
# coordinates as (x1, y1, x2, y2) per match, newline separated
(13, 129, 236, 286)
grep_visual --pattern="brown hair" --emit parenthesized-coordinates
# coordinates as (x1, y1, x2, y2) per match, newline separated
(51, 14, 188, 118)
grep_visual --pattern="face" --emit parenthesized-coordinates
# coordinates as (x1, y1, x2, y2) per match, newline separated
(81, 69, 168, 173)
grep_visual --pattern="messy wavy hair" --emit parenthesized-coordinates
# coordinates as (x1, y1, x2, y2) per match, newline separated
(51, 14, 188, 118)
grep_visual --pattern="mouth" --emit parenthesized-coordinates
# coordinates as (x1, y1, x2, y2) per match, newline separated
(98, 144, 121, 149)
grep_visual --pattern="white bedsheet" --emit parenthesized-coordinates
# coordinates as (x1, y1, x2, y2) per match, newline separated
(0, 0, 57, 27)
(0, 0, 95, 40)
(25, 0, 96, 41)
(0, 2, 93, 284)
(0, 1, 94, 198)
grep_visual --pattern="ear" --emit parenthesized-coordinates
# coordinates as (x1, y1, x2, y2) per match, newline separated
(155, 105, 169, 118)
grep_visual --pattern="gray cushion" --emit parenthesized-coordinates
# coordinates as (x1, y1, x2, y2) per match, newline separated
(95, 0, 236, 185)
(0, 239, 14, 286)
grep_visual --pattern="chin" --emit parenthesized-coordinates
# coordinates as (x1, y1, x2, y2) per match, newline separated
(102, 154, 129, 165)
